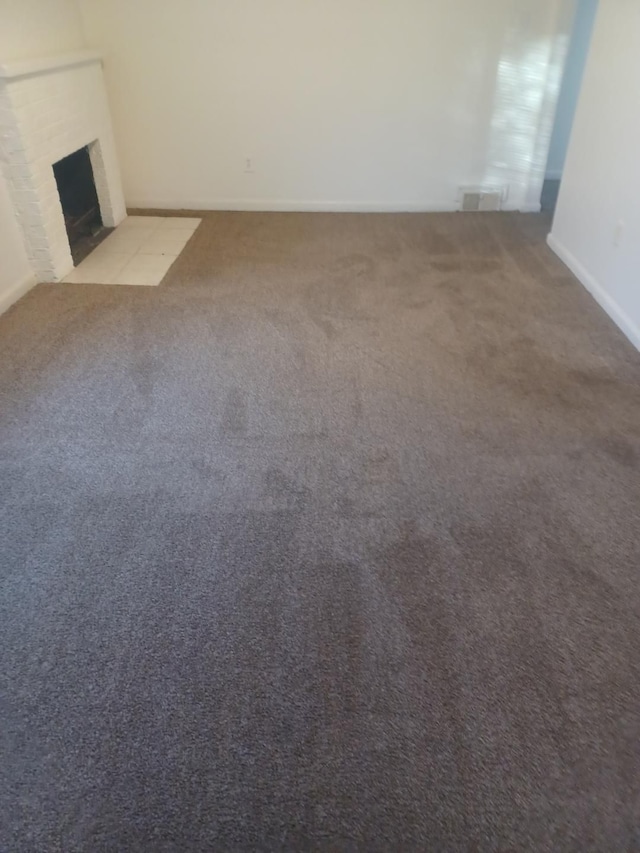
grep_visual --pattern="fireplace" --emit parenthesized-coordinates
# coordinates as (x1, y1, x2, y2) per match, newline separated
(0, 50, 126, 282)
(52, 145, 113, 265)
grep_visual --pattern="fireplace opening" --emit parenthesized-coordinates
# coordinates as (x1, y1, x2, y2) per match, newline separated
(53, 145, 113, 265)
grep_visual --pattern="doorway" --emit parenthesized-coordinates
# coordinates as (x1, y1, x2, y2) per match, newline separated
(542, 0, 599, 213)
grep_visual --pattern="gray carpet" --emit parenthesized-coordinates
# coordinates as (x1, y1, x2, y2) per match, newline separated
(1, 211, 640, 851)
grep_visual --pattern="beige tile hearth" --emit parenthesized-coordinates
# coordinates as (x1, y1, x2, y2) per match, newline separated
(63, 215, 201, 286)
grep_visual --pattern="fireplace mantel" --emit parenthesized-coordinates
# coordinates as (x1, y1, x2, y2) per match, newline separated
(0, 50, 102, 81)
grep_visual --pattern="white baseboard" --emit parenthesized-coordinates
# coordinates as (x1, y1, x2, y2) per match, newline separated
(547, 233, 640, 352)
(127, 197, 545, 215)
(0, 271, 37, 317)
(126, 197, 461, 213)
(519, 202, 542, 214)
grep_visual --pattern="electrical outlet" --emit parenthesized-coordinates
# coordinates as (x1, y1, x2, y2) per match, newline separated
(613, 219, 625, 248)
(244, 158, 254, 174)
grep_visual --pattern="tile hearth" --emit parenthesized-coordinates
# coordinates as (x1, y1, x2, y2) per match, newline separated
(63, 216, 201, 286)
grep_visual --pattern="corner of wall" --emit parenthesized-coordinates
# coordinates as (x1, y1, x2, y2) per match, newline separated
(72, 0, 90, 49)
(0, 270, 38, 317)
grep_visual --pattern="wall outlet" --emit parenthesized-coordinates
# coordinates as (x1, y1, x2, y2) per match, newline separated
(244, 158, 254, 174)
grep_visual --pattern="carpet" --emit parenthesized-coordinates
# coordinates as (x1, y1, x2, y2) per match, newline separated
(1, 211, 639, 851)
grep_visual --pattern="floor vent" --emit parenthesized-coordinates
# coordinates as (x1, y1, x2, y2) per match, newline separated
(461, 190, 503, 212)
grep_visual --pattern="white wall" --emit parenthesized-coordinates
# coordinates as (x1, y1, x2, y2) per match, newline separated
(0, 0, 85, 62)
(546, 0, 598, 179)
(0, 171, 33, 313)
(0, 0, 87, 311)
(78, 0, 574, 212)
(549, 0, 640, 351)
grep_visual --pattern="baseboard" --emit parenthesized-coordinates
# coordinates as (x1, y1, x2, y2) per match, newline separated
(126, 197, 461, 213)
(126, 197, 545, 215)
(0, 270, 37, 317)
(547, 233, 640, 352)
(519, 202, 542, 214)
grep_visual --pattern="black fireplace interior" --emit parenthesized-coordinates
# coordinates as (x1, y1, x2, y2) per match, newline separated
(53, 146, 112, 265)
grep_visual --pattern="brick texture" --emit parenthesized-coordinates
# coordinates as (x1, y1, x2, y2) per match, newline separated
(0, 59, 126, 282)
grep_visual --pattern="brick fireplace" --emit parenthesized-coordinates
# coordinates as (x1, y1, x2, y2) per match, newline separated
(0, 50, 126, 283)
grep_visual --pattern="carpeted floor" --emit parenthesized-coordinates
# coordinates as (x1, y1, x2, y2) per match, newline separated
(1, 211, 640, 851)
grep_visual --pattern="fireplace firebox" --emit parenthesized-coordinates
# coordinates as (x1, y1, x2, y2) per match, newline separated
(52, 146, 112, 265)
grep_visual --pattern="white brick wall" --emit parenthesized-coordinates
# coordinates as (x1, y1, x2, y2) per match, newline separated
(0, 53, 126, 282)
